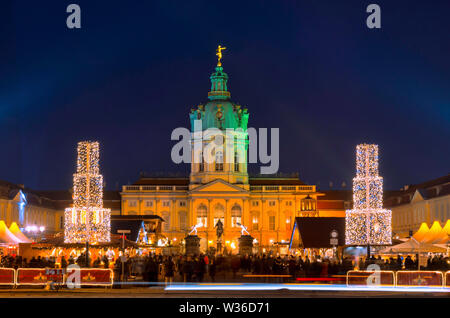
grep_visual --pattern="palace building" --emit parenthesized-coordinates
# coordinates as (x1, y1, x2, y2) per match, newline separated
(120, 51, 346, 252)
(385, 174, 450, 238)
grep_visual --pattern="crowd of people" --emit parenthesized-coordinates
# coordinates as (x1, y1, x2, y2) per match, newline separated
(1, 252, 449, 285)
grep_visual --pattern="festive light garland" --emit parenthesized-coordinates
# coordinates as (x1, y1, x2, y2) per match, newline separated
(64, 141, 111, 243)
(345, 144, 392, 245)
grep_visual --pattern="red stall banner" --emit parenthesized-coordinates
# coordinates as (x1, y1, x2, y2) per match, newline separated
(78, 268, 113, 286)
(0, 268, 15, 286)
(346, 270, 395, 287)
(16, 268, 64, 286)
(396, 271, 444, 287)
(445, 271, 450, 288)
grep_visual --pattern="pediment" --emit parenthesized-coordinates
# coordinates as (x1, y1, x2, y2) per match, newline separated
(191, 179, 247, 193)
(411, 190, 425, 203)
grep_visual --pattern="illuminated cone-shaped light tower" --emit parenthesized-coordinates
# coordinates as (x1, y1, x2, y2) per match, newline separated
(345, 144, 392, 246)
(64, 141, 111, 243)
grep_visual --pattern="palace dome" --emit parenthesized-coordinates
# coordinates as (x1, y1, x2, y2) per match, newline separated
(189, 64, 249, 131)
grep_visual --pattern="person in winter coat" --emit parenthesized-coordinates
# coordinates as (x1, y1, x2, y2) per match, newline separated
(163, 256, 175, 286)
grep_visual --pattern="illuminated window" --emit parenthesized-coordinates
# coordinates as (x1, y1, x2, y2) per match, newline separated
(197, 204, 207, 228)
(214, 204, 224, 227)
(252, 213, 259, 230)
(231, 204, 242, 227)
(285, 216, 291, 230)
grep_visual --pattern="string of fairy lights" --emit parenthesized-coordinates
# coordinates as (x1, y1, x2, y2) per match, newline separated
(345, 144, 392, 245)
(64, 141, 111, 243)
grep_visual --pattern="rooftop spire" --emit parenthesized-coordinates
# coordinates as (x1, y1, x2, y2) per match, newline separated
(216, 45, 226, 67)
(208, 45, 230, 100)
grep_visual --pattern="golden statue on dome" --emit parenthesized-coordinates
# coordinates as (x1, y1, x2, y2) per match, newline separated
(216, 45, 226, 66)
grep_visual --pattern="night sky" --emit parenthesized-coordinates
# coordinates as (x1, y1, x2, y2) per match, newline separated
(1, 1, 449, 191)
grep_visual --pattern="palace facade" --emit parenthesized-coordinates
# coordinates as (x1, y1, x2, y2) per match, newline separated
(120, 57, 346, 252)
(385, 174, 450, 238)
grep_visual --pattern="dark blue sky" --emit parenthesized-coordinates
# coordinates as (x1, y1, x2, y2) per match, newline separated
(1, 1, 449, 191)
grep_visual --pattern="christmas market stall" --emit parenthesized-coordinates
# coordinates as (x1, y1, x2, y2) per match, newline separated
(18, 233, 138, 268)
(9, 222, 32, 243)
(289, 217, 345, 260)
(0, 220, 25, 256)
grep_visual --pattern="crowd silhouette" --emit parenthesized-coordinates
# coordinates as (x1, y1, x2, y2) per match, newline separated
(1, 253, 449, 285)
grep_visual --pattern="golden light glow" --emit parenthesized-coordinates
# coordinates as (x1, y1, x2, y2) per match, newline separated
(64, 141, 111, 243)
(345, 144, 392, 245)
(216, 45, 226, 67)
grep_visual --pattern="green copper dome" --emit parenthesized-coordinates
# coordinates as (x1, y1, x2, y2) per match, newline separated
(190, 64, 249, 131)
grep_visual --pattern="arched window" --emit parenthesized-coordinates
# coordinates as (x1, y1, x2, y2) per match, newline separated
(214, 204, 225, 227)
(196, 204, 207, 228)
(215, 151, 223, 171)
(231, 204, 242, 227)
(234, 152, 239, 172)
(162, 211, 170, 232)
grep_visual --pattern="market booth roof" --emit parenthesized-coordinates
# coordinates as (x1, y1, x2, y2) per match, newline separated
(443, 220, 450, 235)
(35, 233, 138, 248)
(290, 217, 345, 249)
(423, 221, 449, 244)
(111, 220, 145, 242)
(379, 237, 447, 254)
(0, 220, 22, 244)
(412, 222, 430, 242)
(8, 222, 32, 243)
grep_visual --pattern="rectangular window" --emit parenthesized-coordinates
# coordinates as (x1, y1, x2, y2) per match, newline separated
(179, 201, 186, 207)
(285, 201, 292, 206)
(179, 213, 187, 230)
(285, 217, 291, 230)
(269, 216, 276, 230)
(145, 201, 153, 207)
(252, 217, 259, 230)
(162, 201, 170, 207)
(269, 201, 276, 207)
(251, 201, 259, 207)
(231, 217, 241, 227)
(128, 200, 137, 207)
(197, 217, 207, 228)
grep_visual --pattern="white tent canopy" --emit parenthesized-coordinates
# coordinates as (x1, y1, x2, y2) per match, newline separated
(9, 222, 32, 243)
(379, 237, 447, 254)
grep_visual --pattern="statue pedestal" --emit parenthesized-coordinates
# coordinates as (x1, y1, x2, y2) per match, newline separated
(238, 235, 254, 256)
(216, 238, 223, 254)
(184, 235, 201, 256)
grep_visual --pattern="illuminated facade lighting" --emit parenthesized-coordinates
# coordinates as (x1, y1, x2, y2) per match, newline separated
(64, 141, 111, 243)
(345, 144, 392, 245)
